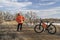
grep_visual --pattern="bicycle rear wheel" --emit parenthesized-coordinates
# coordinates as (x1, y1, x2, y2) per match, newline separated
(47, 25, 56, 34)
(34, 24, 44, 33)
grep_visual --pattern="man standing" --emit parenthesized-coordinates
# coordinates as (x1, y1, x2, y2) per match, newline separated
(16, 13, 25, 31)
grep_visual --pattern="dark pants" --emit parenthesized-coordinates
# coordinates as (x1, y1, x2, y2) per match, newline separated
(17, 23, 22, 31)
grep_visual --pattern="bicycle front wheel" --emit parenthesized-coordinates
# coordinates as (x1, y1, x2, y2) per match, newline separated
(34, 24, 44, 33)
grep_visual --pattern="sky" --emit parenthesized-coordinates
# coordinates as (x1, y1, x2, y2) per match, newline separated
(0, 0, 60, 18)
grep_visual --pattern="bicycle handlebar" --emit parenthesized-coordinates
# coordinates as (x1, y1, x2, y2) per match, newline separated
(45, 21, 49, 23)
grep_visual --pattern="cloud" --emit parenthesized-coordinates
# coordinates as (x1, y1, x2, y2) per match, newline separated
(39, 0, 57, 6)
(39, 2, 56, 6)
(0, 0, 32, 7)
(0, 0, 32, 13)
(0, 5, 3, 7)
(20, 7, 60, 18)
(37, 7, 60, 18)
(41, 0, 50, 1)
(10, 0, 18, 2)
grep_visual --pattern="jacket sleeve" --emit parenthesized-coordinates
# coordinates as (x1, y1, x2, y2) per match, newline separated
(16, 17, 18, 22)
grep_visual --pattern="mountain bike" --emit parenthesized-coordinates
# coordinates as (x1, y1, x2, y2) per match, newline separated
(34, 18, 56, 34)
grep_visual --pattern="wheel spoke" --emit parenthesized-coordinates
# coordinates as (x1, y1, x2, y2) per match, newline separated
(34, 25, 44, 33)
(48, 25, 56, 34)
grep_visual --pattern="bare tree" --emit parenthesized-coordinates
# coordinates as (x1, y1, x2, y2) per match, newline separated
(25, 11, 38, 24)
(4, 12, 15, 21)
(0, 11, 4, 24)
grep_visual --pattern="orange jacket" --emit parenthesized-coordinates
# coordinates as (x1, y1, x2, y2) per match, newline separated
(16, 15, 25, 23)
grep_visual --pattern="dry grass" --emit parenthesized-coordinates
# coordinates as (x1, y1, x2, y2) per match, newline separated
(0, 21, 60, 40)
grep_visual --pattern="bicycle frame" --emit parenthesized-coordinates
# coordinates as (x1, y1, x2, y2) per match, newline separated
(39, 19, 53, 29)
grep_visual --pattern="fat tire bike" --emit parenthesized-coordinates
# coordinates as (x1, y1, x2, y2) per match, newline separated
(34, 18, 56, 34)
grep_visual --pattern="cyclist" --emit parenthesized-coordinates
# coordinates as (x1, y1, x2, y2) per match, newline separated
(16, 13, 25, 31)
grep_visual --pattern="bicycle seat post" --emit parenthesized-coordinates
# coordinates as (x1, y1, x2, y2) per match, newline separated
(46, 21, 49, 25)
